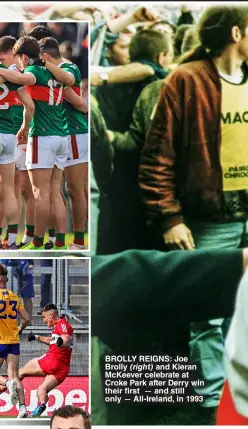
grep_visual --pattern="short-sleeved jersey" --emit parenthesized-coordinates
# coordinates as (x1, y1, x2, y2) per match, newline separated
(59, 62, 88, 135)
(47, 318, 73, 366)
(0, 64, 23, 134)
(0, 288, 24, 344)
(24, 65, 66, 137)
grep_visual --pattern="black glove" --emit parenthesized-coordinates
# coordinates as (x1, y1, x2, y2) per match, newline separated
(28, 58, 46, 67)
(56, 337, 63, 348)
(28, 332, 36, 342)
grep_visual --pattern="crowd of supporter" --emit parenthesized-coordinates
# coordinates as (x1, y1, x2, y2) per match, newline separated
(90, 3, 248, 426)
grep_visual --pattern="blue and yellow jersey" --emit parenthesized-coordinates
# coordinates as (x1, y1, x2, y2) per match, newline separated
(0, 288, 24, 344)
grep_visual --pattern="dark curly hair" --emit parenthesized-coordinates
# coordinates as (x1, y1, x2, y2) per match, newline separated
(50, 405, 91, 429)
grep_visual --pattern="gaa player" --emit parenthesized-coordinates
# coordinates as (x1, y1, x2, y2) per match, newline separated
(39, 37, 88, 250)
(0, 35, 35, 248)
(0, 264, 30, 418)
(0, 36, 69, 250)
(19, 303, 73, 417)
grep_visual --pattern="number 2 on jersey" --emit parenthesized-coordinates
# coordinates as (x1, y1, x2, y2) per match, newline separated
(0, 84, 9, 110)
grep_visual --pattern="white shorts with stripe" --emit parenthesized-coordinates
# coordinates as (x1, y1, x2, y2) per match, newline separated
(65, 133, 88, 168)
(0, 133, 20, 165)
(25, 135, 69, 171)
(15, 144, 27, 171)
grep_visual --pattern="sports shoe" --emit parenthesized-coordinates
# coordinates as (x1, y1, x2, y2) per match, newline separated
(20, 243, 45, 250)
(18, 241, 31, 249)
(7, 243, 18, 250)
(53, 245, 67, 250)
(67, 243, 88, 250)
(18, 406, 28, 418)
(7, 380, 18, 405)
(44, 240, 54, 250)
(29, 403, 46, 417)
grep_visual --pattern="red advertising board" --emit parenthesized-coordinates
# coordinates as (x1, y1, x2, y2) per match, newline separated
(0, 376, 89, 417)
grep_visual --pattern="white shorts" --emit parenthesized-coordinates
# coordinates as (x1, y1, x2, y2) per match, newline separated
(65, 133, 88, 168)
(0, 133, 19, 165)
(15, 144, 27, 171)
(26, 135, 69, 171)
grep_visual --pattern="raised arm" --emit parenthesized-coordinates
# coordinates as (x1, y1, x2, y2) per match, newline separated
(91, 63, 154, 86)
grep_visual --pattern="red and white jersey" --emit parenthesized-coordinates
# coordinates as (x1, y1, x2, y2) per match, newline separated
(47, 318, 73, 366)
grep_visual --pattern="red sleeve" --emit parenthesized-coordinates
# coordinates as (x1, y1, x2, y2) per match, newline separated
(56, 320, 72, 336)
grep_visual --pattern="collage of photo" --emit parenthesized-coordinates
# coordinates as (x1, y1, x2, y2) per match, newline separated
(0, 1, 248, 429)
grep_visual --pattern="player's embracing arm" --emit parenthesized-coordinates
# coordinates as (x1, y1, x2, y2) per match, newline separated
(64, 87, 88, 114)
(0, 68, 36, 85)
(45, 60, 75, 86)
(18, 308, 31, 335)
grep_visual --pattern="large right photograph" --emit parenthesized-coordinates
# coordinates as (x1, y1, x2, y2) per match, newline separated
(90, 2, 248, 426)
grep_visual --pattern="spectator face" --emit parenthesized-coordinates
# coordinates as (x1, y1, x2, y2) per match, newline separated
(159, 42, 174, 69)
(51, 415, 85, 429)
(0, 49, 15, 67)
(107, 34, 131, 65)
(237, 25, 248, 60)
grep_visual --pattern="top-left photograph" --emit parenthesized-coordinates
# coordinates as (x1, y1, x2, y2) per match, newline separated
(0, 21, 89, 252)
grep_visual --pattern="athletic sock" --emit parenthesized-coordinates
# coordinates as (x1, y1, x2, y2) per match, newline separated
(38, 401, 46, 407)
(73, 231, 85, 246)
(22, 224, 35, 244)
(48, 228, 56, 244)
(32, 235, 44, 248)
(55, 233, 65, 247)
(5, 379, 10, 388)
(8, 225, 18, 245)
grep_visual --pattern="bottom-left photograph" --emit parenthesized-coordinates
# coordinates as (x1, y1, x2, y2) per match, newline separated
(0, 258, 89, 420)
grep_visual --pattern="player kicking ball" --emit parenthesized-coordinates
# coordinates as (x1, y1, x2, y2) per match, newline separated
(19, 303, 73, 417)
(0, 264, 30, 418)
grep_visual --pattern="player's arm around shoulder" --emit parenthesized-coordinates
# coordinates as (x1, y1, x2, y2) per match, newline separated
(45, 60, 75, 86)
(0, 67, 36, 85)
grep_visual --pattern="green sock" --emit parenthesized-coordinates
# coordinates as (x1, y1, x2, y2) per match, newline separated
(8, 224, 18, 234)
(24, 224, 35, 238)
(73, 231, 85, 245)
(55, 233, 65, 247)
(32, 235, 44, 247)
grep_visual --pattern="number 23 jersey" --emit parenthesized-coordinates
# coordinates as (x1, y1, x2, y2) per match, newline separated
(0, 288, 24, 344)
(24, 65, 66, 137)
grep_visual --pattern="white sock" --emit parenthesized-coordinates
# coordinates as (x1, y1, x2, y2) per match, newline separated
(22, 234, 33, 244)
(8, 233, 17, 246)
(20, 404, 27, 410)
(5, 379, 10, 388)
(49, 236, 56, 244)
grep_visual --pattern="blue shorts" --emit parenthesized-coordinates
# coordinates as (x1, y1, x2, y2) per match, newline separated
(0, 344, 20, 359)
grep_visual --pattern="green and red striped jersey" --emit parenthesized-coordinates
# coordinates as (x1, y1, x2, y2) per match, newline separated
(24, 65, 66, 137)
(59, 62, 88, 135)
(0, 64, 23, 134)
